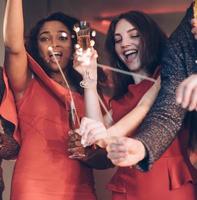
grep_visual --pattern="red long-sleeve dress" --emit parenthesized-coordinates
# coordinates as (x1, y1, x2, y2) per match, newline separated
(107, 76, 197, 200)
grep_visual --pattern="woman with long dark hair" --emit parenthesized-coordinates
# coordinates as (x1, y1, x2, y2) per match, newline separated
(74, 10, 197, 200)
(3, 0, 97, 199)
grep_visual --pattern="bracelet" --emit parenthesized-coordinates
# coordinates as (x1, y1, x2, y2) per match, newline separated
(80, 79, 97, 88)
(80, 70, 97, 88)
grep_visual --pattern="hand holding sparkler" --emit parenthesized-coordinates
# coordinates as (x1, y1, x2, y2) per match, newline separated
(73, 21, 98, 88)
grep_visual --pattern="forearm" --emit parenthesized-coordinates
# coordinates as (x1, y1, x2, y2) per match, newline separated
(135, 75, 186, 170)
(135, 108, 185, 171)
(84, 87, 104, 123)
(108, 104, 150, 137)
(3, 0, 25, 53)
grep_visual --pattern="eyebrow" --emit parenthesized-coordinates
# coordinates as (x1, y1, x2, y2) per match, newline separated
(115, 28, 137, 36)
(39, 31, 50, 37)
(127, 28, 137, 33)
(39, 30, 69, 37)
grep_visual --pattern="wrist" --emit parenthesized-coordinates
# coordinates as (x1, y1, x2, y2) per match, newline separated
(80, 78, 97, 89)
(96, 138, 107, 148)
(137, 140, 147, 162)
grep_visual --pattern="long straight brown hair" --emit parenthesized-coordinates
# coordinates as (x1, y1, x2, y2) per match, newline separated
(105, 11, 167, 100)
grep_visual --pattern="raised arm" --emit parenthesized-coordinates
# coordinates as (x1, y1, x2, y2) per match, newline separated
(3, 0, 31, 99)
(73, 49, 104, 122)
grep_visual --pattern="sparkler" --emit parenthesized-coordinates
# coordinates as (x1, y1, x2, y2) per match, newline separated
(48, 46, 80, 125)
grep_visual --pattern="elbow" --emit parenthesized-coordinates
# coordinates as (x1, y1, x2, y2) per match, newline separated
(4, 34, 25, 54)
(4, 45, 25, 55)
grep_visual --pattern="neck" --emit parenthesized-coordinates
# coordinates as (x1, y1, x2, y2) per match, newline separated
(133, 69, 148, 84)
(50, 71, 68, 88)
(50, 71, 77, 91)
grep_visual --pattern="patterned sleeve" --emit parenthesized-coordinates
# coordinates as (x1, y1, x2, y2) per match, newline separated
(134, 5, 195, 171)
(0, 132, 19, 160)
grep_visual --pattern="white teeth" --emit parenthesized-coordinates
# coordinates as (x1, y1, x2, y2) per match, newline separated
(53, 52, 61, 56)
(49, 51, 62, 57)
(124, 50, 137, 56)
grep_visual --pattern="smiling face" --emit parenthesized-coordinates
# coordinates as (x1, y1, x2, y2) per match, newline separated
(114, 19, 142, 72)
(37, 20, 72, 72)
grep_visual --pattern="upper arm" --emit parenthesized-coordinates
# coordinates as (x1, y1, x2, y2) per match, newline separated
(4, 49, 32, 99)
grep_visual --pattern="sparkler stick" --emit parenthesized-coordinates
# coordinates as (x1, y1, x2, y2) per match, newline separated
(48, 46, 80, 126)
(97, 63, 156, 83)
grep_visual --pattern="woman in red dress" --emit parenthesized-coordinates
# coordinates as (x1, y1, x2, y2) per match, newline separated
(3, 0, 97, 199)
(74, 11, 197, 200)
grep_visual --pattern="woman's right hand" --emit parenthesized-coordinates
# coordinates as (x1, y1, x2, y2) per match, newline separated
(78, 117, 108, 148)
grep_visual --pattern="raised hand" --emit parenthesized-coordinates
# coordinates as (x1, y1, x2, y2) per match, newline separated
(73, 48, 98, 85)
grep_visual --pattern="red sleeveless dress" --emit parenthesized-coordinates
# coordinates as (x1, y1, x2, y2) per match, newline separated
(5, 54, 96, 200)
(107, 77, 197, 200)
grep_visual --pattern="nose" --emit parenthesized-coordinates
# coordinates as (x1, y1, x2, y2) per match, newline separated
(121, 36, 130, 48)
(50, 38, 59, 48)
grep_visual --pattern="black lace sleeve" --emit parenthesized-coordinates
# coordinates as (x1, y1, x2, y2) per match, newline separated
(134, 4, 196, 171)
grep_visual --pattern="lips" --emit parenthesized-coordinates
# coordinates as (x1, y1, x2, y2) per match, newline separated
(49, 51, 63, 63)
(123, 49, 138, 62)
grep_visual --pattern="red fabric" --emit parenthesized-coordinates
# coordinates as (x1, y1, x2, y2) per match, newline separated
(8, 54, 96, 200)
(108, 73, 197, 200)
(0, 70, 17, 130)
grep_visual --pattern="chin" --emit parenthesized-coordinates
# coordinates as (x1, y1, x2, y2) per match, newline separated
(50, 63, 64, 70)
(128, 65, 141, 72)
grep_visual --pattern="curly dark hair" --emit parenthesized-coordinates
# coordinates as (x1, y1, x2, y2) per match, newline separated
(26, 12, 84, 94)
(105, 11, 167, 99)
